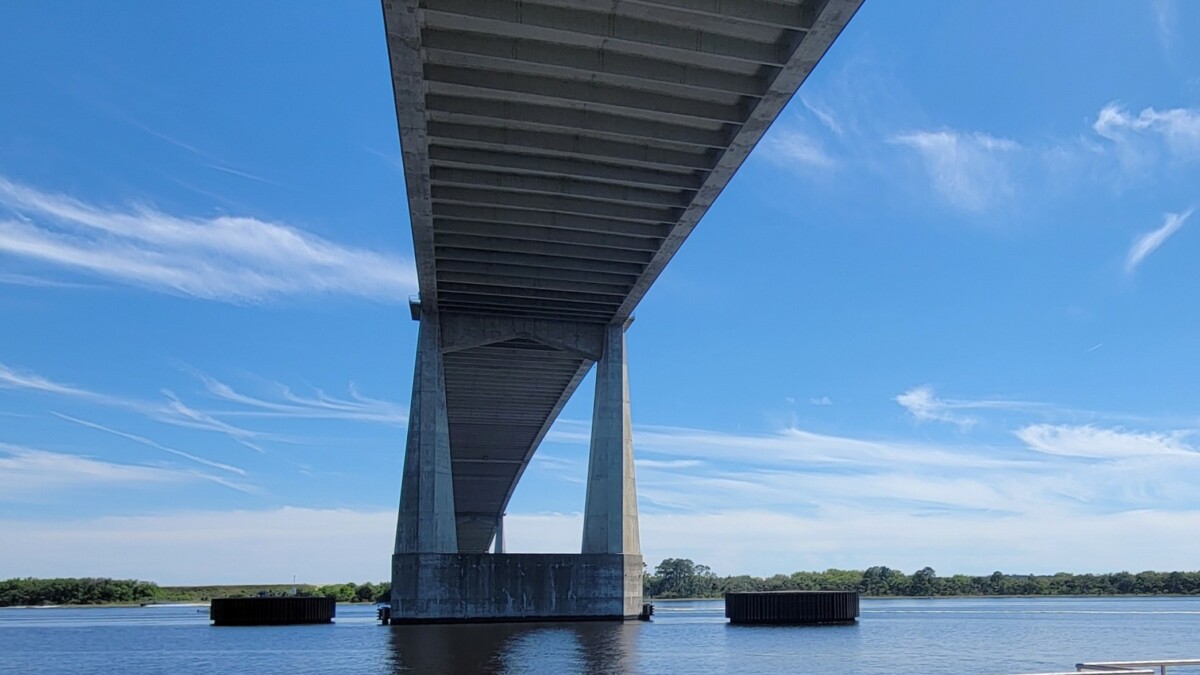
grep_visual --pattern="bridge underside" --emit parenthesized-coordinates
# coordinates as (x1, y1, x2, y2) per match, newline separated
(382, 0, 860, 621)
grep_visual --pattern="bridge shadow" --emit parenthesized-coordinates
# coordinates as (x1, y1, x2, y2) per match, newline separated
(386, 620, 640, 674)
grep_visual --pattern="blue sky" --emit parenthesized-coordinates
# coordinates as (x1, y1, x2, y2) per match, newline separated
(4, 1, 1200, 584)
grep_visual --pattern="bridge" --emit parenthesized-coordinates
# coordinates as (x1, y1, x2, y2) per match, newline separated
(383, 0, 861, 622)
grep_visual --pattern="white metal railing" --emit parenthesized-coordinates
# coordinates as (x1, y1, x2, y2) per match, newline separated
(1014, 659, 1200, 675)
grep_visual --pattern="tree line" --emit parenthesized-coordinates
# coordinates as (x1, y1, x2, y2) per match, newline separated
(0, 578, 392, 607)
(644, 559, 1200, 599)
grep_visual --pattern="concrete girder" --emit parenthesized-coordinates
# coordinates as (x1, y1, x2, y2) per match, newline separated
(439, 312, 606, 360)
(434, 234, 654, 265)
(433, 204, 672, 238)
(433, 247, 647, 277)
(436, 303, 615, 322)
(621, 0, 821, 30)
(435, 220, 661, 252)
(439, 283, 626, 306)
(427, 97, 732, 149)
(436, 270, 632, 296)
(423, 64, 747, 125)
(428, 120, 719, 171)
(429, 166, 694, 208)
(524, 0, 802, 43)
(423, 30, 767, 97)
(382, 0, 437, 311)
(440, 296, 618, 321)
(436, 259, 640, 284)
(428, 145, 704, 191)
(424, 45, 762, 106)
(431, 186, 680, 223)
(423, 1, 788, 66)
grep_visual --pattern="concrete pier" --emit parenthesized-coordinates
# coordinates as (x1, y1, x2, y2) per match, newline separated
(390, 319, 643, 623)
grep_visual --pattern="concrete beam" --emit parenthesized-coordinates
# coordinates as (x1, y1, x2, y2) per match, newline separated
(429, 166, 694, 208)
(429, 145, 704, 191)
(382, 0, 437, 310)
(431, 185, 681, 223)
(622, 0, 820, 30)
(437, 259, 640, 284)
(427, 96, 731, 148)
(433, 246, 647, 276)
(424, 64, 746, 125)
(433, 203, 673, 238)
(424, 0, 788, 66)
(435, 220, 660, 253)
(423, 29, 766, 96)
(434, 233, 654, 265)
(428, 120, 719, 171)
(440, 312, 605, 359)
(437, 270, 632, 296)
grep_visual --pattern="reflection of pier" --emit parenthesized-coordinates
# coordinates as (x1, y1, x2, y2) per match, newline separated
(382, 0, 863, 624)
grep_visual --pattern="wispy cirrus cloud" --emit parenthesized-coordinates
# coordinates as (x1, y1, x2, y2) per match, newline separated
(0, 443, 247, 497)
(894, 384, 1040, 429)
(0, 176, 417, 303)
(1015, 423, 1199, 460)
(765, 129, 837, 169)
(1153, 0, 1178, 50)
(1, 362, 273, 450)
(52, 412, 247, 477)
(1093, 103, 1200, 171)
(1126, 209, 1193, 274)
(889, 130, 1019, 211)
(195, 373, 406, 424)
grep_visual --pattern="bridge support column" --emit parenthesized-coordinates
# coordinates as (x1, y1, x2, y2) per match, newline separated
(582, 323, 641, 557)
(580, 322, 643, 618)
(393, 312, 457, 555)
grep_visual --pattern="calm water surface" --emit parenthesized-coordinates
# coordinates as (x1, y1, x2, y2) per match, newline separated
(3, 597, 1200, 674)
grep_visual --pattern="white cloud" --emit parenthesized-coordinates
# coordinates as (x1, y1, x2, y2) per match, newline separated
(52, 412, 247, 476)
(809, 396, 832, 406)
(890, 130, 1019, 211)
(894, 384, 1038, 429)
(0, 362, 277, 451)
(1126, 209, 1193, 274)
(1153, 0, 1178, 50)
(196, 373, 406, 424)
(0, 443, 230, 497)
(766, 129, 837, 169)
(1015, 424, 1199, 460)
(801, 96, 844, 136)
(1093, 103, 1200, 170)
(0, 176, 417, 303)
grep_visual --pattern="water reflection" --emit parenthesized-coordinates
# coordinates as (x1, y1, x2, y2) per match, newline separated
(387, 620, 641, 674)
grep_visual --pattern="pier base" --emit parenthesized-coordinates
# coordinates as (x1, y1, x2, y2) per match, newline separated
(390, 552, 643, 623)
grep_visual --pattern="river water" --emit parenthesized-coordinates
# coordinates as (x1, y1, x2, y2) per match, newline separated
(3, 597, 1200, 674)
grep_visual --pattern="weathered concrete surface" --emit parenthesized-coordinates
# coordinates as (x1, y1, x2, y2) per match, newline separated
(390, 553, 643, 622)
(582, 323, 640, 556)
(394, 312, 458, 554)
